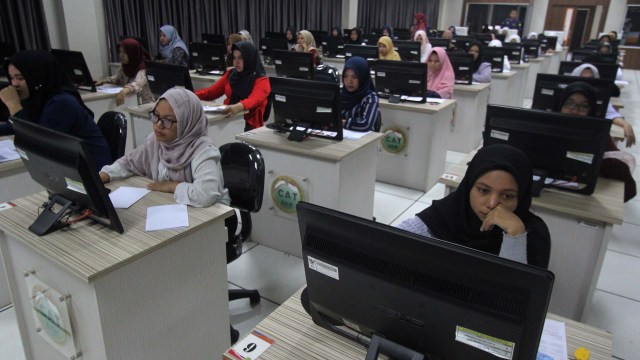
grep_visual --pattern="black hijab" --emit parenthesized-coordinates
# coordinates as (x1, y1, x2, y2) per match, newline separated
(554, 81, 597, 117)
(228, 41, 266, 104)
(285, 26, 297, 48)
(340, 56, 376, 112)
(4, 50, 91, 120)
(417, 144, 550, 268)
(468, 40, 484, 73)
(347, 28, 363, 44)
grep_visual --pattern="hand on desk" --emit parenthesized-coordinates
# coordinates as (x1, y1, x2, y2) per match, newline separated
(224, 103, 244, 117)
(480, 204, 526, 237)
(94, 79, 105, 86)
(116, 88, 131, 106)
(147, 181, 179, 194)
(99, 171, 110, 183)
(622, 123, 636, 148)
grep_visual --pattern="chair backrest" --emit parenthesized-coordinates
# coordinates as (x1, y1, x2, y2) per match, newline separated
(219, 142, 265, 213)
(313, 64, 340, 84)
(97, 111, 127, 160)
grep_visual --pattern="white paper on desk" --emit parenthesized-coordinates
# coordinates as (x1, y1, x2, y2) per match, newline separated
(615, 80, 628, 86)
(401, 95, 425, 102)
(96, 85, 124, 94)
(203, 105, 226, 112)
(230, 330, 273, 359)
(536, 319, 568, 360)
(342, 129, 370, 140)
(108, 187, 150, 208)
(0, 140, 20, 162)
(145, 204, 189, 231)
(426, 97, 445, 104)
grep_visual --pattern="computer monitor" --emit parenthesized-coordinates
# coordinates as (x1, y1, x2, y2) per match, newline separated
(522, 40, 539, 60)
(201, 33, 226, 45)
(272, 50, 315, 80)
(9, 116, 124, 236)
(539, 35, 557, 53)
(532, 73, 613, 118)
(320, 35, 345, 57)
(374, 60, 427, 102)
(264, 31, 287, 39)
(503, 43, 522, 64)
(298, 201, 554, 360)
(393, 40, 421, 62)
(189, 42, 226, 75)
(309, 30, 328, 43)
(50, 49, 96, 92)
(454, 26, 469, 36)
(482, 47, 504, 73)
(259, 38, 290, 64)
(475, 33, 493, 46)
(0, 42, 16, 76)
(268, 76, 342, 141)
(571, 50, 596, 62)
(428, 37, 450, 48)
(543, 31, 564, 51)
(344, 44, 378, 69)
(144, 60, 194, 99)
(394, 28, 411, 40)
(484, 105, 611, 196)
(581, 53, 618, 64)
(447, 53, 474, 85)
(362, 33, 379, 45)
(558, 61, 619, 82)
(451, 36, 473, 51)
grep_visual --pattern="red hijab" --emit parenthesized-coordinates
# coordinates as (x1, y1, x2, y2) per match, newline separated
(118, 38, 150, 77)
(414, 12, 427, 31)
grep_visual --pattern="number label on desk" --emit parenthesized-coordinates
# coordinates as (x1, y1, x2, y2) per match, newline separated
(443, 173, 458, 181)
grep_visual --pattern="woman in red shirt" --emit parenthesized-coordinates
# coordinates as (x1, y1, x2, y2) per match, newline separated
(195, 41, 270, 131)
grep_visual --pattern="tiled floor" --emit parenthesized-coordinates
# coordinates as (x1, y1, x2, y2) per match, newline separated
(2, 70, 639, 359)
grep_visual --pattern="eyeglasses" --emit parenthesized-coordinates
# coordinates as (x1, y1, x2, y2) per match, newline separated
(562, 100, 591, 112)
(148, 111, 177, 129)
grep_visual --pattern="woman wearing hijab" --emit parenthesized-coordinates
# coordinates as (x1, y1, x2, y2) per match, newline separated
(527, 32, 538, 40)
(505, 34, 521, 43)
(341, 56, 379, 132)
(555, 82, 636, 202)
(196, 41, 270, 131)
(382, 25, 394, 39)
(488, 38, 512, 71)
(377, 36, 401, 61)
(426, 47, 455, 99)
(295, 30, 321, 66)
(285, 27, 297, 50)
(158, 25, 189, 67)
(96, 38, 154, 105)
(468, 40, 492, 83)
(225, 33, 244, 68)
(414, 13, 427, 35)
(398, 144, 551, 268)
(0, 50, 112, 172)
(347, 27, 363, 45)
(413, 30, 432, 63)
(100, 88, 230, 208)
(331, 26, 342, 37)
(570, 63, 635, 147)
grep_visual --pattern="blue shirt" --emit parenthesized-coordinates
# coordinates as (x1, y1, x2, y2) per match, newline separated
(341, 91, 379, 132)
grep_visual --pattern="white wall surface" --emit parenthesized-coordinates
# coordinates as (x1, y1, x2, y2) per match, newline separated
(439, 0, 464, 29)
(604, 0, 628, 38)
(529, 0, 550, 34)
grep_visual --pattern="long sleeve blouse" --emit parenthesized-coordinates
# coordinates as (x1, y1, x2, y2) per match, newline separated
(472, 62, 493, 83)
(104, 68, 154, 105)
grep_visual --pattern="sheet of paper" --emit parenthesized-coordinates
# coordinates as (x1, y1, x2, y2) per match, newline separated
(0, 140, 20, 162)
(615, 80, 628, 86)
(226, 330, 274, 360)
(536, 319, 568, 360)
(342, 129, 370, 140)
(145, 204, 189, 231)
(96, 85, 124, 94)
(426, 97, 445, 104)
(401, 95, 426, 102)
(108, 187, 150, 208)
(203, 105, 226, 112)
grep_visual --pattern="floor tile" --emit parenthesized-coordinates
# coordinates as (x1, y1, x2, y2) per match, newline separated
(228, 283, 280, 340)
(374, 181, 425, 200)
(622, 199, 640, 225)
(0, 307, 25, 360)
(418, 183, 446, 204)
(596, 250, 640, 301)
(390, 201, 430, 227)
(608, 222, 640, 258)
(373, 191, 416, 225)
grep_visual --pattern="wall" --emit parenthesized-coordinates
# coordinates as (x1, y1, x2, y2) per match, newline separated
(603, 0, 628, 37)
(343, 0, 359, 30)
(438, 0, 465, 28)
(529, 0, 550, 33)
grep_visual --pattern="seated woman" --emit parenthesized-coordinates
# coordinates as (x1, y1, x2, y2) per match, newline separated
(295, 30, 321, 66)
(468, 40, 492, 83)
(0, 50, 112, 172)
(341, 56, 379, 132)
(555, 82, 636, 202)
(412, 30, 431, 63)
(96, 38, 154, 105)
(158, 25, 189, 67)
(346, 27, 364, 45)
(426, 47, 455, 99)
(285, 27, 297, 50)
(398, 144, 551, 268)
(570, 63, 635, 147)
(100, 87, 230, 208)
(225, 33, 244, 68)
(239, 30, 254, 44)
(195, 41, 270, 131)
(382, 25, 394, 39)
(377, 36, 401, 60)
(330, 26, 342, 37)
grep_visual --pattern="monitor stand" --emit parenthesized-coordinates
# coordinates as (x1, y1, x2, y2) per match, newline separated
(28, 194, 74, 235)
(365, 334, 424, 360)
(288, 124, 309, 142)
(388, 94, 402, 104)
(531, 168, 548, 197)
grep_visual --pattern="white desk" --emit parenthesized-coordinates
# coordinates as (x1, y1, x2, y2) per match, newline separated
(235, 127, 382, 257)
(0, 176, 234, 359)
(441, 152, 624, 321)
(489, 70, 520, 107)
(511, 63, 531, 107)
(125, 101, 245, 149)
(189, 70, 223, 90)
(524, 57, 545, 99)
(80, 89, 138, 154)
(451, 83, 491, 153)
(547, 50, 563, 75)
(540, 53, 553, 75)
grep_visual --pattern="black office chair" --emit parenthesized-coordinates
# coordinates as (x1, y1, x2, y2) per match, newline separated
(314, 64, 340, 84)
(220, 142, 265, 343)
(97, 111, 127, 160)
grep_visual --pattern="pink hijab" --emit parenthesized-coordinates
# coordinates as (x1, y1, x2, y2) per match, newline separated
(117, 88, 215, 182)
(427, 47, 455, 99)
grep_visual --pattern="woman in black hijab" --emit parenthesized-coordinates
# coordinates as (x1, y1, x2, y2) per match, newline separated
(346, 27, 363, 45)
(398, 144, 551, 268)
(285, 26, 297, 50)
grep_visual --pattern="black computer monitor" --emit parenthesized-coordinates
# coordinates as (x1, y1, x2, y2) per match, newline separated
(448, 53, 474, 85)
(484, 105, 611, 195)
(0, 42, 16, 77)
(50, 49, 96, 92)
(503, 43, 522, 64)
(297, 201, 554, 360)
(582, 53, 618, 64)
(522, 40, 539, 60)
(475, 33, 493, 46)
(144, 61, 194, 98)
(482, 46, 504, 73)
(265, 31, 287, 39)
(558, 61, 619, 82)
(201, 33, 226, 45)
(451, 36, 473, 51)
(272, 50, 315, 80)
(309, 30, 328, 43)
(320, 35, 345, 57)
(362, 33, 379, 45)
(374, 60, 427, 102)
(9, 116, 124, 236)
(344, 44, 378, 69)
(571, 50, 596, 62)
(428, 37, 450, 48)
(259, 38, 290, 64)
(189, 42, 226, 75)
(394, 28, 411, 40)
(393, 40, 421, 62)
(539, 35, 557, 52)
(268, 76, 342, 141)
(532, 73, 613, 118)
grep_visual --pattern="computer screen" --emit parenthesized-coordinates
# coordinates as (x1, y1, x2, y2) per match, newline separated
(532, 73, 612, 118)
(571, 50, 596, 63)
(344, 44, 378, 69)
(428, 37, 450, 49)
(269, 76, 342, 141)
(189, 42, 226, 75)
(447, 53, 474, 85)
(451, 36, 473, 51)
(362, 33, 379, 45)
(394, 28, 411, 40)
(503, 43, 522, 64)
(474, 33, 493, 46)
(144, 61, 194, 98)
(0, 42, 16, 76)
(484, 105, 611, 195)
(580, 53, 618, 64)
(522, 40, 539, 60)
(482, 46, 504, 73)
(264, 31, 287, 39)
(393, 40, 421, 62)
(272, 50, 315, 80)
(309, 30, 328, 43)
(50, 49, 96, 92)
(558, 61, 619, 82)
(10, 116, 124, 236)
(259, 38, 290, 64)
(374, 60, 426, 102)
(298, 201, 554, 360)
(201, 33, 226, 45)
(538, 35, 557, 53)
(320, 35, 345, 57)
